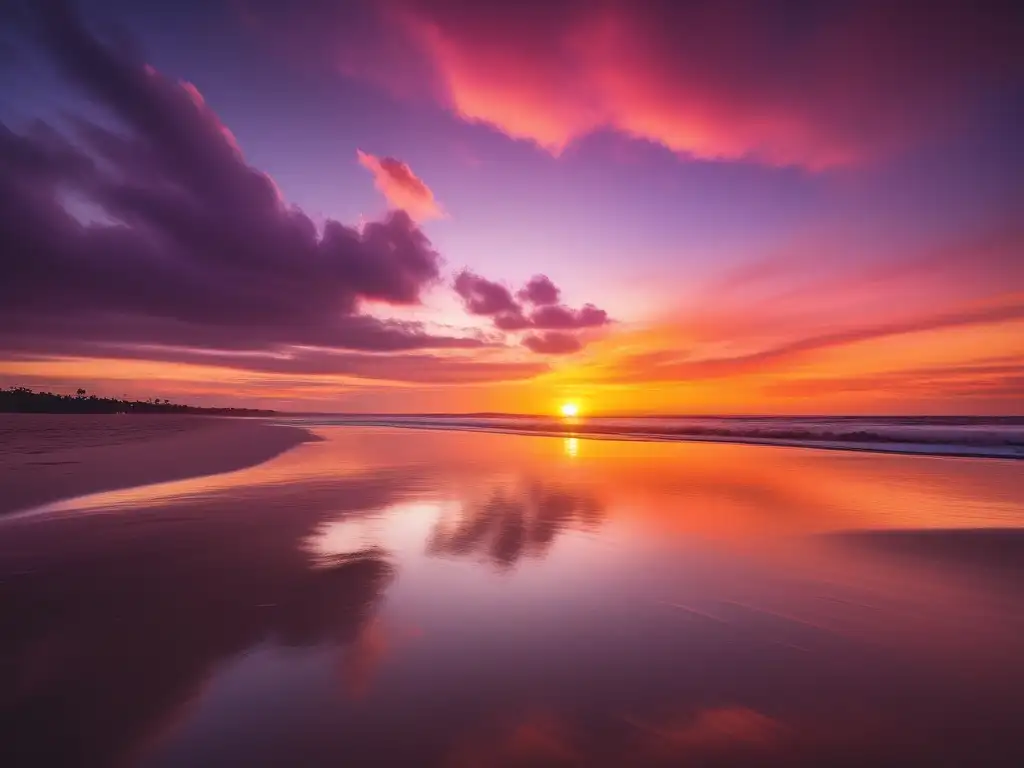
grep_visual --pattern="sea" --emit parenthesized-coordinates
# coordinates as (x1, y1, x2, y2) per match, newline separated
(283, 414, 1024, 460)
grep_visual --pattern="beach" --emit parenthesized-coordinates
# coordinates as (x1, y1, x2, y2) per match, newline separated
(4, 1, 1021, 764)
(0, 414, 315, 517)
(1, 423, 1023, 767)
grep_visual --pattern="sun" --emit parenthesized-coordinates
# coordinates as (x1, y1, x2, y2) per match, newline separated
(560, 402, 579, 418)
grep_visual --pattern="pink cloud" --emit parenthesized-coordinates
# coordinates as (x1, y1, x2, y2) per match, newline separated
(376, 0, 1022, 169)
(518, 275, 561, 306)
(357, 149, 444, 221)
(605, 299, 1024, 383)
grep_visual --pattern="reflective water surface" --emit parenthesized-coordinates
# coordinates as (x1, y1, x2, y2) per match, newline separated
(1, 428, 1022, 767)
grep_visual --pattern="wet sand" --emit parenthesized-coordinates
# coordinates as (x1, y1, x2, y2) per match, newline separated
(0, 414, 315, 516)
(0, 428, 1022, 767)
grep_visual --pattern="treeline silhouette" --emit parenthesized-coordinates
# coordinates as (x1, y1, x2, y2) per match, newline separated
(0, 386, 275, 416)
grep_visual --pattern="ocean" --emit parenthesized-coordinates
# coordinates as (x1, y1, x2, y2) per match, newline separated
(283, 414, 1024, 459)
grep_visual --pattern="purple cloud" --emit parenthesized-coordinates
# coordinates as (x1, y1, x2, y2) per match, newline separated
(529, 303, 609, 330)
(493, 311, 532, 331)
(0, 2, 610, 375)
(523, 332, 583, 355)
(453, 270, 610, 353)
(0, 1, 495, 379)
(452, 271, 520, 315)
(518, 275, 560, 306)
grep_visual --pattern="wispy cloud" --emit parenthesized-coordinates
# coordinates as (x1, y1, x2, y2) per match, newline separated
(357, 149, 444, 221)
(305, 0, 1024, 169)
(597, 299, 1024, 384)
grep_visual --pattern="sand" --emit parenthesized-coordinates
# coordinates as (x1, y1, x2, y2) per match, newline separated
(0, 413, 314, 516)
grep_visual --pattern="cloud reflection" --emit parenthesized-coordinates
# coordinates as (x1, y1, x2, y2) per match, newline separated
(446, 706, 786, 767)
(428, 482, 603, 569)
(0, 470, 403, 767)
(627, 707, 787, 763)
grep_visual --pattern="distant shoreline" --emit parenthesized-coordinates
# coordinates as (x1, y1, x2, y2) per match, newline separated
(0, 386, 275, 417)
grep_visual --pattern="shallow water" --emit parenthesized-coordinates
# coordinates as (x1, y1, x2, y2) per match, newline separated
(285, 414, 1024, 459)
(1, 428, 1022, 767)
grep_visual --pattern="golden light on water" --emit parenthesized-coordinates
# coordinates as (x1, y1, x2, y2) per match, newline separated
(560, 402, 580, 418)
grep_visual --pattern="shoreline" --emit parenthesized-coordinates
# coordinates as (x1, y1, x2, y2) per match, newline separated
(2, 411, 1018, 521)
(0, 414, 316, 516)
(284, 419, 1024, 461)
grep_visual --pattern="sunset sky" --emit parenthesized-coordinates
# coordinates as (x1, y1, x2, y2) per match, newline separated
(2, 0, 1022, 414)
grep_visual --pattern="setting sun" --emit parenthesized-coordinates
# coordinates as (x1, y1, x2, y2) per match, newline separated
(560, 402, 580, 418)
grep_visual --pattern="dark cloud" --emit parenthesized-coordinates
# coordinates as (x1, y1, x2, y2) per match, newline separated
(454, 270, 609, 353)
(0, 0, 500, 381)
(523, 332, 583, 355)
(493, 311, 532, 331)
(452, 270, 520, 315)
(518, 274, 560, 306)
(530, 303, 609, 330)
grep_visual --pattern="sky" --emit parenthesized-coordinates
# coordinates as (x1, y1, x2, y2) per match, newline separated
(1, 0, 1022, 414)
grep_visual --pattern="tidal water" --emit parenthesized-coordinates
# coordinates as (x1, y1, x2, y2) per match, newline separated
(2, 428, 1023, 766)
(287, 414, 1024, 459)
